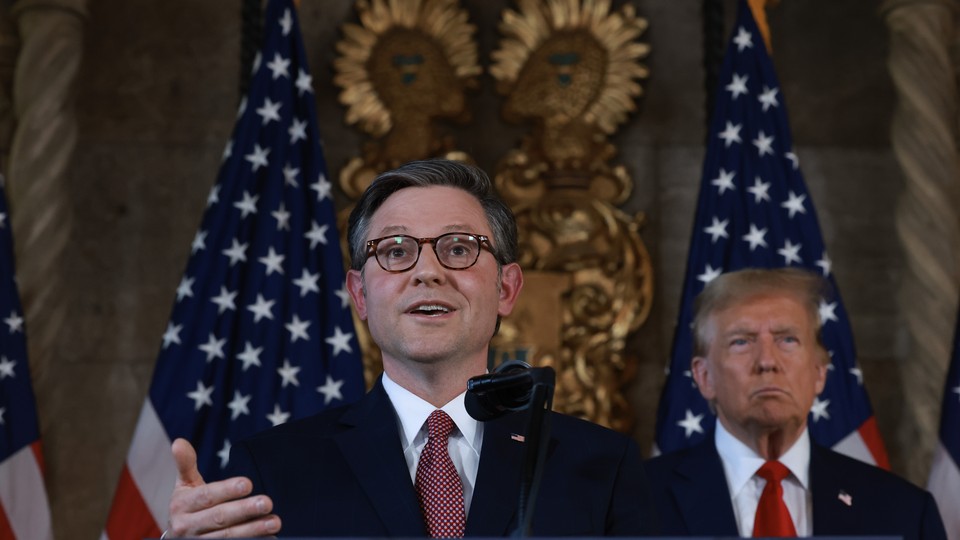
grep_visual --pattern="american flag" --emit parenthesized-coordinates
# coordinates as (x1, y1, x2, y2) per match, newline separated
(102, 0, 364, 537)
(0, 180, 53, 539)
(653, 0, 889, 469)
(929, 311, 960, 540)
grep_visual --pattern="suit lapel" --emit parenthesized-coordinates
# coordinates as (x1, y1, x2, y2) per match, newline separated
(466, 412, 528, 536)
(810, 444, 858, 535)
(671, 442, 740, 535)
(336, 380, 426, 537)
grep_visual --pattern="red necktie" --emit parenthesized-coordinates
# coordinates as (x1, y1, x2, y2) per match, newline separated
(415, 410, 466, 538)
(752, 461, 797, 537)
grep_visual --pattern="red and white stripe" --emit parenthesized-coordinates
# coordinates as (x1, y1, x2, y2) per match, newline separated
(831, 416, 891, 469)
(103, 401, 175, 540)
(0, 441, 52, 540)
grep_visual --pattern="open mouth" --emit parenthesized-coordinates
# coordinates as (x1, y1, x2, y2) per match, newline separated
(409, 304, 452, 316)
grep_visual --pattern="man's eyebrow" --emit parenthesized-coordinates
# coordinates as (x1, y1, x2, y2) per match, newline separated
(374, 225, 410, 236)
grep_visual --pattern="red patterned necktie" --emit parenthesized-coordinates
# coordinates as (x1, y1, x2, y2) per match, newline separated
(752, 461, 797, 537)
(415, 410, 466, 538)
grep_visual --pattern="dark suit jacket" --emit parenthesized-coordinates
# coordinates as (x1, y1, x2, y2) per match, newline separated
(229, 379, 657, 537)
(644, 437, 946, 540)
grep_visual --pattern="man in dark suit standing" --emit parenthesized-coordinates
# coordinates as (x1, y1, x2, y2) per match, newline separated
(161, 159, 656, 538)
(645, 268, 946, 540)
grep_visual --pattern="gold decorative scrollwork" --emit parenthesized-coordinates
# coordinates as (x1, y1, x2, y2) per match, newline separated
(489, 0, 652, 431)
(333, 0, 480, 385)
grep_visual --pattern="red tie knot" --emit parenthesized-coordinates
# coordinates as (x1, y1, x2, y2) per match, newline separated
(427, 409, 455, 440)
(756, 460, 791, 483)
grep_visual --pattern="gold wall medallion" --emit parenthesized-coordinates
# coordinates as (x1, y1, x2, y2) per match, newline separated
(334, 0, 481, 384)
(489, 0, 652, 431)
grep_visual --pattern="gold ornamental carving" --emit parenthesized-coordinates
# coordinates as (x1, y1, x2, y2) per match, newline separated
(489, 0, 652, 431)
(333, 0, 481, 384)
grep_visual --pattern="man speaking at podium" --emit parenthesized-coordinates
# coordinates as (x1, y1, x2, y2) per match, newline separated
(162, 160, 656, 538)
(645, 268, 945, 540)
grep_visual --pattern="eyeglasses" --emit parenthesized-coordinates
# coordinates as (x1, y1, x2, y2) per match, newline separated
(365, 232, 493, 273)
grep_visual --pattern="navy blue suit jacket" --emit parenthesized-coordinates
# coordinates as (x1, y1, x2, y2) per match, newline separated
(644, 437, 946, 540)
(229, 379, 657, 537)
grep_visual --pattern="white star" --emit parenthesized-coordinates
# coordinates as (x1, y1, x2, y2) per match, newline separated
(311, 174, 332, 201)
(711, 168, 736, 195)
(237, 341, 263, 371)
(816, 252, 832, 276)
(198, 333, 227, 362)
(222, 238, 248, 266)
(176, 276, 195, 301)
(952, 384, 960, 402)
(810, 397, 831, 422)
(0, 212, 6, 228)
(717, 121, 742, 148)
(0, 356, 16, 379)
(697, 264, 722, 285)
(250, 53, 261, 76)
(272, 203, 291, 231)
(244, 144, 271, 172)
(752, 130, 775, 157)
(227, 391, 251, 420)
(237, 95, 248, 118)
(279, 8, 293, 35)
(187, 380, 214, 411)
(206, 185, 220, 207)
(758, 85, 780, 112)
(732, 26, 753, 51)
(677, 409, 705, 438)
(703, 217, 729, 243)
(781, 190, 807, 219)
(325, 326, 354, 356)
(725, 73, 749, 100)
(266, 52, 290, 80)
(747, 177, 771, 204)
(305, 221, 330, 248)
(286, 315, 311, 343)
(256, 98, 282, 126)
(221, 141, 232, 162)
(742, 224, 768, 251)
(317, 375, 345, 405)
(277, 359, 301, 388)
(191, 230, 207, 253)
(217, 439, 232, 469)
(210, 286, 237, 315)
(0, 407, 5, 425)
(234, 190, 260, 217)
(849, 367, 863, 385)
(819, 299, 839, 324)
(259, 247, 285, 276)
(785, 151, 800, 170)
(267, 404, 291, 426)
(282, 164, 300, 187)
(293, 269, 320, 297)
(162, 322, 182, 349)
(334, 283, 352, 309)
(3, 311, 23, 333)
(295, 69, 313, 96)
(288, 118, 307, 144)
(777, 239, 803, 265)
(247, 294, 276, 323)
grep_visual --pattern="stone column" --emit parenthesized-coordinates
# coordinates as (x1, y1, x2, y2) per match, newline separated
(6, 0, 86, 380)
(883, 0, 960, 483)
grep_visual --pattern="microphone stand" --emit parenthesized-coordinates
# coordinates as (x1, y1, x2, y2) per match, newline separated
(514, 367, 555, 538)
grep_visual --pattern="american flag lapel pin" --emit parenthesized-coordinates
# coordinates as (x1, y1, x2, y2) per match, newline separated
(837, 490, 853, 507)
(510, 433, 525, 442)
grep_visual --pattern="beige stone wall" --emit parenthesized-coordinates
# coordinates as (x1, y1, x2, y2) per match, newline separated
(0, 0, 938, 538)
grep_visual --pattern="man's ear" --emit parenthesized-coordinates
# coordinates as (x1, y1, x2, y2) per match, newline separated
(497, 263, 523, 317)
(346, 269, 367, 321)
(691, 356, 715, 401)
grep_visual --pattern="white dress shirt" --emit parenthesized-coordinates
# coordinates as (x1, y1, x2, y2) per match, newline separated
(714, 421, 813, 537)
(382, 372, 484, 515)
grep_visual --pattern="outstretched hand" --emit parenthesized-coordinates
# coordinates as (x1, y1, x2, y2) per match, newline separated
(165, 438, 281, 538)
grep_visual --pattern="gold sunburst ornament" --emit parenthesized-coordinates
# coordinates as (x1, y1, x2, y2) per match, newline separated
(334, 0, 480, 199)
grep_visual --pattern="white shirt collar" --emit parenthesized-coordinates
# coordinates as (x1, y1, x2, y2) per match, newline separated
(715, 419, 812, 498)
(381, 371, 482, 453)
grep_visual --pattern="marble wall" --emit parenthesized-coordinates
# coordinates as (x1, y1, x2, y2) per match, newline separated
(2, 0, 933, 538)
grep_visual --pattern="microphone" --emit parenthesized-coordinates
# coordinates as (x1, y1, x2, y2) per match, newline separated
(465, 361, 554, 421)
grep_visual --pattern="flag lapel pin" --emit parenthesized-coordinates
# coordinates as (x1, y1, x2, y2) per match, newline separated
(837, 490, 853, 507)
(510, 433, 525, 442)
